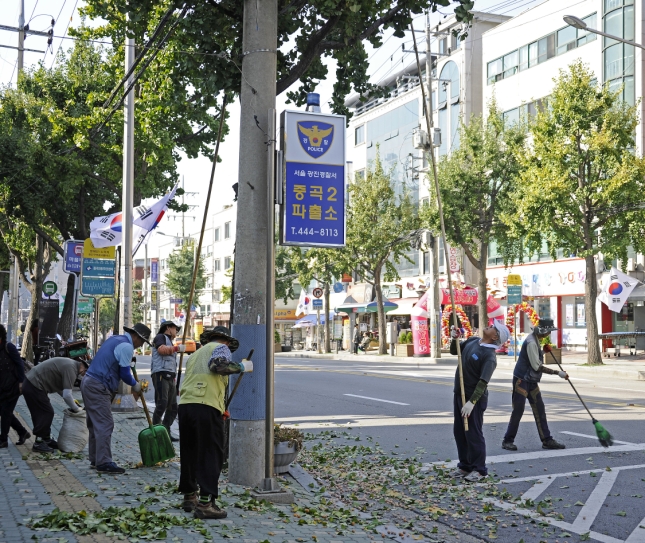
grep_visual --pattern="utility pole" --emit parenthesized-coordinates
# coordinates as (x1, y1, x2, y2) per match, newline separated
(228, 0, 283, 493)
(113, 25, 137, 412)
(17, 0, 24, 72)
(144, 242, 149, 332)
(425, 14, 442, 359)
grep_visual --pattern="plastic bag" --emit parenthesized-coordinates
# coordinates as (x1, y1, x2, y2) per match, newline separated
(57, 408, 89, 453)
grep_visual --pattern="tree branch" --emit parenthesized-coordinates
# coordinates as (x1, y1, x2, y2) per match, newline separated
(32, 225, 64, 256)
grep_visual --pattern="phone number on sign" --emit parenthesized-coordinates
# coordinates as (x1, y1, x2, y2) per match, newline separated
(290, 228, 339, 237)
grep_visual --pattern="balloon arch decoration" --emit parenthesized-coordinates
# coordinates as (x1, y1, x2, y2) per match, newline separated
(441, 304, 474, 349)
(505, 301, 540, 338)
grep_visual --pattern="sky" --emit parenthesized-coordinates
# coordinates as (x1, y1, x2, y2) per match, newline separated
(0, 0, 545, 253)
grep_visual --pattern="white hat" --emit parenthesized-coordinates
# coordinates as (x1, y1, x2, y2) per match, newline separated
(493, 320, 510, 345)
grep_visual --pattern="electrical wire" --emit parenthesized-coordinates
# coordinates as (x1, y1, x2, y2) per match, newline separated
(49, 0, 77, 69)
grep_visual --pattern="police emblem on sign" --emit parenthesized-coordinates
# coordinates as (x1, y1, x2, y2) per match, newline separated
(297, 121, 334, 159)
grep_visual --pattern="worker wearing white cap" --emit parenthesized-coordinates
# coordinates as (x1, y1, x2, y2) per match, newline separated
(449, 320, 510, 482)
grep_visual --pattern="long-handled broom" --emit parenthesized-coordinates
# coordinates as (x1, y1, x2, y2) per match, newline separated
(548, 351, 613, 447)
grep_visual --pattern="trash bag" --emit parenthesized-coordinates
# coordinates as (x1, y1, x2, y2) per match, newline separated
(57, 408, 89, 453)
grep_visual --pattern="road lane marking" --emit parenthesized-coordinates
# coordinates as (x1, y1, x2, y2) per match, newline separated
(560, 430, 635, 445)
(429, 443, 645, 469)
(626, 516, 645, 543)
(519, 476, 556, 502)
(343, 394, 409, 405)
(572, 468, 620, 532)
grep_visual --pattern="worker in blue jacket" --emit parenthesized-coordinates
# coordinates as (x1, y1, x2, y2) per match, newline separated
(81, 323, 151, 474)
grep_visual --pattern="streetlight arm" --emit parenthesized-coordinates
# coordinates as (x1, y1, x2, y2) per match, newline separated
(563, 15, 645, 50)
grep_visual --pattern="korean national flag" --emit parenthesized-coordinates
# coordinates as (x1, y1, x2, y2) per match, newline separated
(600, 267, 640, 312)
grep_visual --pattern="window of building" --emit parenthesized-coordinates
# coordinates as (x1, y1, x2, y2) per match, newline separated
(214, 259, 221, 272)
(577, 13, 597, 46)
(575, 296, 586, 328)
(503, 50, 518, 78)
(451, 33, 460, 51)
(355, 169, 365, 181)
(206, 245, 212, 256)
(355, 124, 365, 145)
(214, 227, 220, 242)
(224, 256, 231, 269)
(438, 61, 460, 156)
(603, 1, 634, 105)
(557, 25, 577, 54)
(537, 34, 555, 63)
(224, 222, 231, 239)
(439, 37, 448, 55)
(213, 290, 221, 303)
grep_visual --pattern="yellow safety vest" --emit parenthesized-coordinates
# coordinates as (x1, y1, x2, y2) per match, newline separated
(178, 341, 228, 413)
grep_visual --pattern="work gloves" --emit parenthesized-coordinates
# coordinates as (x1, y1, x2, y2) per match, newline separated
(174, 344, 187, 353)
(461, 401, 475, 418)
(450, 326, 461, 339)
(543, 344, 552, 353)
(132, 381, 142, 392)
(558, 371, 569, 380)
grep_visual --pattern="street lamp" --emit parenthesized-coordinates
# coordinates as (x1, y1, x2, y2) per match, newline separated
(563, 15, 645, 50)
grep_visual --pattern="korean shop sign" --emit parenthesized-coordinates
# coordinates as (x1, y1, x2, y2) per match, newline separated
(280, 110, 346, 248)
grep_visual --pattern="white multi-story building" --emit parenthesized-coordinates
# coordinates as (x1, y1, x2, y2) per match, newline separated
(344, 11, 507, 327)
(481, 0, 645, 349)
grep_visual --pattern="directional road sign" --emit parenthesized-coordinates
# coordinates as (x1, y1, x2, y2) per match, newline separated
(507, 285, 522, 305)
(81, 277, 115, 296)
(312, 299, 323, 308)
(83, 258, 116, 277)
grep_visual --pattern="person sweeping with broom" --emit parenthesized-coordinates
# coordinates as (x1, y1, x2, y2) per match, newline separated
(178, 326, 252, 519)
(502, 318, 568, 451)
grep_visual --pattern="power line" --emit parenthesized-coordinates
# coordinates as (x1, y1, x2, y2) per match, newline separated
(49, 0, 76, 69)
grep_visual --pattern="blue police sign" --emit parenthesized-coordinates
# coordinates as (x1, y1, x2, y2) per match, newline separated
(280, 110, 346, 248)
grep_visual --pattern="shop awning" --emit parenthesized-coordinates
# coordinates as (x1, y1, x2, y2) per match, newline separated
(384, 298, 418, 316)
(294, 311, 336, 327)
(366, 300, 398, 313)
(335, 295, 368, 314)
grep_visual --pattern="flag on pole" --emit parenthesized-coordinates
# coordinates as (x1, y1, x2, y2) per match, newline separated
(296, 288, 311, 317)
(599, 266, 640, 312)
(89, 185, 178, 254)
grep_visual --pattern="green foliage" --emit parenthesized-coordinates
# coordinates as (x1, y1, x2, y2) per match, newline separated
(79, 1, 474, 120)
(221, 259, 234, 304)
(343, 153, 420, 353)
(165, 241, 206, 314)
(507, 61, 645, 263)
(274, 424, 304, 451)
(398, 331, 407, 344)
(133, 280, 144, 324)
(25, 505, 211, 540)
(99, 297, 117, 339)
(274, 329, 281, 343)
(506, 61, 645, 364)
(423, 100, 526, 321)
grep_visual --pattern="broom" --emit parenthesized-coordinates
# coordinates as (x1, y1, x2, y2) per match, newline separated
(548, 350, 613, 447)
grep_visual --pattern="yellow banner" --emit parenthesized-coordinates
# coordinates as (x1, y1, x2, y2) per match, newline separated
(275, 308, 297, 320)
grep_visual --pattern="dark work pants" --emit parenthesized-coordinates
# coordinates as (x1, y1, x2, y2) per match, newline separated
(178, 403, 224, 499)
(503, 377, 552, 443)
(453, 393, 488, 475)
(353, 342, 359, 354)
(151, 372, 178, 429)
(22, 379, 54, 439)
(0, 396, 27, 442)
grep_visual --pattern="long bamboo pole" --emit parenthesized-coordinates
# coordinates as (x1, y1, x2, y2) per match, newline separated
(176, 95, 229, 393)
(410, 22, 468, 430)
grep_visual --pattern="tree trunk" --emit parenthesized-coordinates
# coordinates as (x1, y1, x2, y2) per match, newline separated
(20, 235, 50, 361)
(323, 282, 331, 353)
(585, 255, 603, 365)
(478, 242, 488, 332)
(58, 272, 77, 340)
(374, 266, 387, 355)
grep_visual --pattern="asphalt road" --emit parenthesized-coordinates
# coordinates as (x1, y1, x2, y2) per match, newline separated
(272, 355, 645, 543)
(132, 353, 645, 543)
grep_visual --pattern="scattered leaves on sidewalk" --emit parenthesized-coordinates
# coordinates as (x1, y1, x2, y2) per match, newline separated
(24, 505, 211, 540)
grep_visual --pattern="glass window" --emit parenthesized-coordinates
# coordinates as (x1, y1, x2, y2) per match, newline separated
(557, 25, 577, 54)
(503, 50, 518, 77)
(214, 228, 220, 242)
(213, 290, 221, 302)
(623, 75, 634, 105)
(355, 124, 365, 145)
(503, 108, 519, 127)
(547, 33, 556, 59)
(519, 45, 529, 70)
(605, 43, 622, 80)
(355, 169, 365, 180)
(528, 41, 538, 67)
(450, 102, 460, 150)
(537, 37, 548, 63)
(575, 297, 586, 327)
(451, 34, 460, 51)
(578, 14, 597, 45)
(224, 221, 231, 239)
(624, 5, 634, 40)
(438, 107, 448, 156)
(214, 259, 220, 272)
(224, 256, 231, 269)
(604, 8, 622, 48)
(439, 37, 448, 55)
(487, 58, 503, 85)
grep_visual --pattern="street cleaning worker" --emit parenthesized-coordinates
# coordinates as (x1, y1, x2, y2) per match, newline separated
(81, 323, 151, 474)
(150, 321, 185, 441)
(0, 324, 31, 449)
(22, 356, 88, 453)
(450, 320, 510, 482)
(502, 318, 568, 451)
(178, 326, 252, 519)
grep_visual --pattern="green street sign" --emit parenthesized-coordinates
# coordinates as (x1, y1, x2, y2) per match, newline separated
(43, 281, 58, 296)
(77, 297, 95, 314)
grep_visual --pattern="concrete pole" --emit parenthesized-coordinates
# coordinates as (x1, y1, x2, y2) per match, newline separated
(113, 27, 137, 412)
(17, 0, 24, 73)
(144, 242, 148, 331)
(228, 0, 277, 488)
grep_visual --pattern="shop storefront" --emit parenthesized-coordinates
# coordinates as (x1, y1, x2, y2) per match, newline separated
(487, 258, 588, 349)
